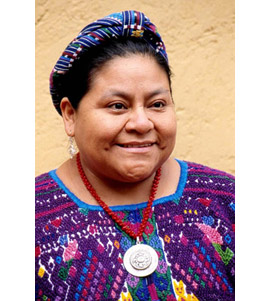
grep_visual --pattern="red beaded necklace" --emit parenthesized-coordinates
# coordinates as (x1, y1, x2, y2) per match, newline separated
(76, 152, 161, 241)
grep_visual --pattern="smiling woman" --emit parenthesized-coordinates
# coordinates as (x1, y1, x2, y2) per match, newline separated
(35, 10, 235, 301)
(59, 54, 176, 187)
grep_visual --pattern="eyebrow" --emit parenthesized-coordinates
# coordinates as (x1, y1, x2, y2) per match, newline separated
(102, 88, 171, 99)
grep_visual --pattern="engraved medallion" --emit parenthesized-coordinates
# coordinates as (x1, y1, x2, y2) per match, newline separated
(123, 244, 158, 277)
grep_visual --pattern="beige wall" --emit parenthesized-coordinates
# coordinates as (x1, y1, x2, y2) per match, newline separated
(36, 0, 235, 176)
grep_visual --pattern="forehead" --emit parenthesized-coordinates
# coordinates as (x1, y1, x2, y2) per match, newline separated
(91, 54, 170, 91)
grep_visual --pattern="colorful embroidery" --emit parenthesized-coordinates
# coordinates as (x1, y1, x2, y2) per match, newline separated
(118, 291, 133, 301)
(36, 161, 235, 300)
(173, 280, 199, 301)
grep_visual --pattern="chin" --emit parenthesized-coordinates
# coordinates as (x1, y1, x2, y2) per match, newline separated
(117, 163, 158, 183)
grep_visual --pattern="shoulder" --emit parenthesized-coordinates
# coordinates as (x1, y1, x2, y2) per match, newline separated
(173, 160, 235, 225)
(179, 160, 235, 224)
(35, 171, 58, 215)
(184, 160, 234, 179)
(35, 170, 76, 221)
(183, 160, 235, 195)
(35, 171, 60, 201)
(184, 161, 234, 178)
(35, 171, 56, 189)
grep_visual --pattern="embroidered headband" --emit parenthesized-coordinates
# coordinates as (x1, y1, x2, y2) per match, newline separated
(49, 10, 168, 114)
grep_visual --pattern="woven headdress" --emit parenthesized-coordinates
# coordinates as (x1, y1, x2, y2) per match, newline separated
(50, 10, 168, 114)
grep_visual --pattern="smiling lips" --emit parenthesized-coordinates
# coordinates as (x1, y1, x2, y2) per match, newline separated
(117, 142, 155, 148)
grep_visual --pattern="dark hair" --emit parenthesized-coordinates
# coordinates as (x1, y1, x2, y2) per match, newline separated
(59, 37, 172, 112)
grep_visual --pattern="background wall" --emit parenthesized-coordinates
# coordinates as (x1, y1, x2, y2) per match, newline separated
(35, 0, 235, 175)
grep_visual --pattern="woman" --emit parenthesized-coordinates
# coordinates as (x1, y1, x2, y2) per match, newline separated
(35, 11, 235, 301)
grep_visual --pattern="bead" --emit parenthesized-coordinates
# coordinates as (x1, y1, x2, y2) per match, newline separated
(76, 152, 161, 240)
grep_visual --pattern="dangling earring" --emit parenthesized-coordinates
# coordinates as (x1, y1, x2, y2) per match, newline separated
(68, 136, 77, 158)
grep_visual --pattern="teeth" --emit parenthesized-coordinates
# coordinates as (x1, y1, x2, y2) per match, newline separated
(123, 144, 152, 148)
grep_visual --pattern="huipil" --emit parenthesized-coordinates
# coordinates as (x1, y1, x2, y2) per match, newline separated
(35, 159, 235, 301)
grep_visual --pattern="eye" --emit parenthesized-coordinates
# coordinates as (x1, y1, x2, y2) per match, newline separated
(109, 103, 127, 110)
(151, 101, 165, 108)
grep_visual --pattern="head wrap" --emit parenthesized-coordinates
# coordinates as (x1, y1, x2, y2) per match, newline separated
(50, 10, 168, 114)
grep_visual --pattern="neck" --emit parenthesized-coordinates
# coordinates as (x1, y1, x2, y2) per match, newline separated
(77, 160, 158, 207)
(56, 155, 179, 207)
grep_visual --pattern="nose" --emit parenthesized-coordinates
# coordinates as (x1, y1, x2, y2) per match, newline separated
(125, 107, 154, 134)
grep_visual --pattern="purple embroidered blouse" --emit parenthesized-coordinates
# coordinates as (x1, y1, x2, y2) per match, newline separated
(35, 160, 235, 301)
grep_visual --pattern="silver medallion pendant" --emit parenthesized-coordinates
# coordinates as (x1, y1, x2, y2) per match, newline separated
(123, 244, 158, 277)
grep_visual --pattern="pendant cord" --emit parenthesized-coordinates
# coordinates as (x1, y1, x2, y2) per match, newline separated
(76, 152, 161, 241)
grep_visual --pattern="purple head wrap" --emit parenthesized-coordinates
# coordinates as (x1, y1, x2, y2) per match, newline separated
(49, 10, 168, 114)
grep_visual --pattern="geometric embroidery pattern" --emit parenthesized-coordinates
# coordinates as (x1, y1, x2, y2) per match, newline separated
(35, 160, 235, 300)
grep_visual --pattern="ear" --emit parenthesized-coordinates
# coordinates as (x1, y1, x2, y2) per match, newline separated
(60, 97, 76, 136)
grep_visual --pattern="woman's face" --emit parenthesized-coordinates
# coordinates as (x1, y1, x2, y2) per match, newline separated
(67, 54, 177, 183)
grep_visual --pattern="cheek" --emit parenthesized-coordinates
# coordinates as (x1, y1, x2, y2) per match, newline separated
(159, 114, 177, 138)
(98, 118, 126, 142)
(78, 118, 125, 148)
(76, 112, 119, 137)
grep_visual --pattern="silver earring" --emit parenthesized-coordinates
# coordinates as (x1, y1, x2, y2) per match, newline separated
(68, 136, 77, 158)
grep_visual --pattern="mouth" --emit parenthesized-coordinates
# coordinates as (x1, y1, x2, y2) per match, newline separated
(117, 143, 155, 148)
